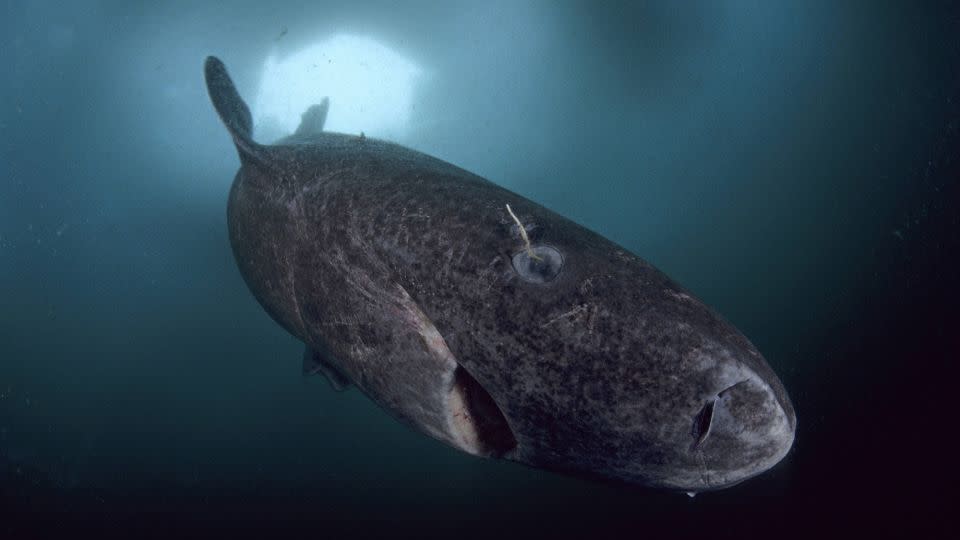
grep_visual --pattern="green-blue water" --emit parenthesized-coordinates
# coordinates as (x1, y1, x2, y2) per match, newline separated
(1, 1, 956, 536)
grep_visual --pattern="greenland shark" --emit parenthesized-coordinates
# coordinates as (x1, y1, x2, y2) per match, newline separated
(204, 56, 795, 492)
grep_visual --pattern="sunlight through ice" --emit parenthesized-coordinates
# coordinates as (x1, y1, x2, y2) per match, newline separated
(253, 34, 421, 143)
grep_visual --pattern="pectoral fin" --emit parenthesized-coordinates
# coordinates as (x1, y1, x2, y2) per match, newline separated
(302, 345, 351, 392)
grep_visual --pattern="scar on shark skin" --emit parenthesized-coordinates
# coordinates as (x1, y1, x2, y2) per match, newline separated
(505, 203, 542, 261)
(540, 304, 590, 329)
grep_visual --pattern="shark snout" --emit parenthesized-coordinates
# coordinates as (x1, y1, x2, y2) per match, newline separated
(684, 370, 796, 491)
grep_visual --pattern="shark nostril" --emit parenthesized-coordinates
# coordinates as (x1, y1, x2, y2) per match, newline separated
(718, 379, 750, 398)
(689, 381, 747, 452)
(690, 399, 716, 451)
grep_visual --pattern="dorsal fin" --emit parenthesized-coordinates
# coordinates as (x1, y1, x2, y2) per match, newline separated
(204, 56, 271, 168)
(294, 97, 330, 136)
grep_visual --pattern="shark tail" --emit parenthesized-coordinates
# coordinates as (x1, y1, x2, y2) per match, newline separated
(204, 56, 271, 168)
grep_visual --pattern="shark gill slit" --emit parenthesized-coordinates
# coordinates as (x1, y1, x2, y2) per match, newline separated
(397, 283, 516, 457)
(447, 364, 517, 457)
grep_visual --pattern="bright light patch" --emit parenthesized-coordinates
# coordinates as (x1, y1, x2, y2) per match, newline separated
(252, 34, 420, 143)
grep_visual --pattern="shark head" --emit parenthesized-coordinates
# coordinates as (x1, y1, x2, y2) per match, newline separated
(434, 221, 797, 492)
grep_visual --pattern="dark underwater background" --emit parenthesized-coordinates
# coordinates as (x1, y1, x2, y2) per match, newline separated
(1, 1, 956, 537)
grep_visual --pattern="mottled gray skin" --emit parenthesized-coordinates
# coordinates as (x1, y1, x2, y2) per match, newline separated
(205, 56, 796, 492)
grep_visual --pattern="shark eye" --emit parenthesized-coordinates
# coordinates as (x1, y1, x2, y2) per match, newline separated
(690, 399, 716, 451)
(511, 245, 563, 283)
